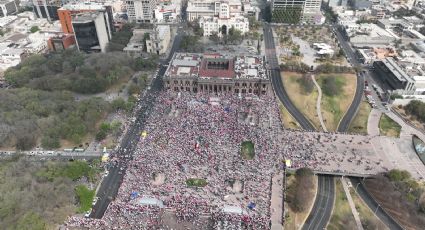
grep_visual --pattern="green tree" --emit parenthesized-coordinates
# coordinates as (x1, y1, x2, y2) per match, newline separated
(248, 16, 260, 30)
(321, 76, 342, 96)
(96, 130, 107, 141)
(16, 212, 46, 230)
(41, 135, 61, 149)
(387, 169, 411, 181)
(16, 134, 36, 151)
(209, 31, 220, 43)
(226, 27, 243, 45)
(111, 98, 127, 111)
(107, 23, 135, 52)
(180, 35, 200, 52)
(30, 26, 40, 33)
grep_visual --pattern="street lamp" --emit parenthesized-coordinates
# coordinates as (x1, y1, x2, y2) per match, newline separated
(374, 204, 380, 215)
(355, 182, 360, 191)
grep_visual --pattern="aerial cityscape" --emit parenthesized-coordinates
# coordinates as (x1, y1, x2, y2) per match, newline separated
(0, 0, 425, 229)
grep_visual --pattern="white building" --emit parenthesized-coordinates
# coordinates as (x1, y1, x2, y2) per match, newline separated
(0, 0, 18, 17)
(0, 42, 24, 71)
(154, 1, 181, 22)
(126, 0, 157, 22)
(186, 0, 244, 22)
(200, 15, 249, 36)
(146, 25, 170, 55)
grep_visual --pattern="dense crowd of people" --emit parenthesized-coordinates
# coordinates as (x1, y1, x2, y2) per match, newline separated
(64, 91, 386, 229)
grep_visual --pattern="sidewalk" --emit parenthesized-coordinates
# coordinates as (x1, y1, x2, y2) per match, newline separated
(367, 108, 381, 136)
(311, 74, 327, 132)
(341, 178, 364, 230)
(270, 172, 284, 230)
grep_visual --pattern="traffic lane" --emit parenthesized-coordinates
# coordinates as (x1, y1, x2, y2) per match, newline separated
(349, 177, 403, 230)
(318, 176, 335, 230)
(302, 176, 335, 230)
(271, 70, 315, 130)
(337, 73, 364, 132)
(263, 24, 314, 130)
(302, 176, 326, 230)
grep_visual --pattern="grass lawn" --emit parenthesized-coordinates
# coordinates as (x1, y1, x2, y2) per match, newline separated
(281, 72, 320, 130)
(279, 103, 300, 130)
(75, 185, 95, 213)
(349, 100, 372, 134)
(284, 174, 318, 230)
(317, 74, 357, 131)
(379, 114, 401, 138)
(328, 180, 357, 230)
(186, 178, 208, 187)
(349, 187, 388, 230)
(241, 141, 255, 160)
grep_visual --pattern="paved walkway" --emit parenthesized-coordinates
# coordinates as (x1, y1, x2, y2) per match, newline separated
(367, 108, 381, 136)
(366, 109, 425, 180)
(341, 178, 364, 230)
(270, 172, 284, 230)
(311, 74, 327, 132)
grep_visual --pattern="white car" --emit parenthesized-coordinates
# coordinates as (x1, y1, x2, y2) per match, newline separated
(84, 211, 91, 218)
(92, 197, 99, 206)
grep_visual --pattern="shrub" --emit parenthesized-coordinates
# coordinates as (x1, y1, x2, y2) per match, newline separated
(321, 76, 342, 96)
(297, 74, 314, 94)
(405, 100, 425, 123)
(387, 169, 411, 182)
(96, 130, 107, 141)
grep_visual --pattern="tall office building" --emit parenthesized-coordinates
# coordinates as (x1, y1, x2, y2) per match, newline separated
(0, 0, 19, 17)
(58, 2, 113, 34)
(126, 0, 157, 23)
(272, 0, 322, 24)
(72, 11, 112, 53)
(32, 0, 67, 21)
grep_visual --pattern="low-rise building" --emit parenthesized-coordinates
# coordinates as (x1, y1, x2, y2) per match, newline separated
(0, 42, 24, 71)
(47, 34, 76, 51)
(200, 15, 249, 36)
(344, 23, 398, 48)
(373, 56, 425, 95)
(146, 25, 170, 55)
(154, 0, 181, 22)
(356, 47, 397, 64)
(124, 28, 148, 57)
(163, 53, 272, 96)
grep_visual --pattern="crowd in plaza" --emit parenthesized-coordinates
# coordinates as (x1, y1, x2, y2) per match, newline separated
(64, 91, 386, 229)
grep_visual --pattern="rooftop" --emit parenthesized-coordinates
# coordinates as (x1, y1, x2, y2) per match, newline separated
(72, 12, 102, 23)
(60, 2, 105, 11)
(165, 53, 267, 80)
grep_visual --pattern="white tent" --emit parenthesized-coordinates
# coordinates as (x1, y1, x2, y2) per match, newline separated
(222, 205, 247, 215)
(136, 197, 164, 208)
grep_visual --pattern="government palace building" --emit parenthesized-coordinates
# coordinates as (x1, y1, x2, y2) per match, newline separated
(163, 53, 273, 96)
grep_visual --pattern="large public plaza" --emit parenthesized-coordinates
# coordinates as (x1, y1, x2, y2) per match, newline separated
(64, 89, 425, 229)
